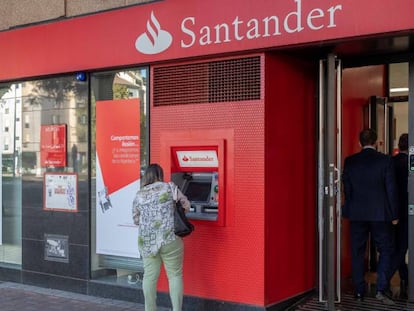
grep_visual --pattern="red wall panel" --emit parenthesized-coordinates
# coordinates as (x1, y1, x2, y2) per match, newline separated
(150, 56, 266, 305)
(264, 53, 317, 303)
(149, 52, 325, 307)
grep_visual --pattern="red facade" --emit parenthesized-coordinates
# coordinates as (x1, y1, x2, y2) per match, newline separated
(0, 0, 412, 309)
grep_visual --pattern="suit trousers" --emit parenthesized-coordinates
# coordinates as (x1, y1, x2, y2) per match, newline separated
(389, 220, 408, 282)
(350, 221, 393, 294)
(142, 238, 184, 311)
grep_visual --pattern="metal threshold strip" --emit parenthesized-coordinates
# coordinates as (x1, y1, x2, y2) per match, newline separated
(292, 292, 414, 311)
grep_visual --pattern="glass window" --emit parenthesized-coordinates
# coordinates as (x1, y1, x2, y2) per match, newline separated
(0, 75, 89, 268)
(91, 68, 149, 286)
(19, 76, 88, 175)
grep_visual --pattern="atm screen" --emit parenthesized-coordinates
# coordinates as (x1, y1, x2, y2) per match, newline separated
(184, 181, 211, 202)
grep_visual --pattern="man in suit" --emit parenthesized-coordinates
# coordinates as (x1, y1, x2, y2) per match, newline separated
(342, 128, 399, 304)
(389, 133, 409, 298)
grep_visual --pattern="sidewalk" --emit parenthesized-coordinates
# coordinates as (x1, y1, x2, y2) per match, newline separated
(0, 282, 170, 311)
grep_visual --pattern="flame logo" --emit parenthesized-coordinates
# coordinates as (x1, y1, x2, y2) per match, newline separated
(135, 11, 172, 55)
(182, 156, 189, 162)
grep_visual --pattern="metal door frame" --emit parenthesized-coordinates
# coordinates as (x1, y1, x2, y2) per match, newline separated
(318, 54, 342, 308)
(407, 59, 414, 301)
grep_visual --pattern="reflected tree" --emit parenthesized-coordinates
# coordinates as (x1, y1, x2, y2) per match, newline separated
(0, 84, 11, 99)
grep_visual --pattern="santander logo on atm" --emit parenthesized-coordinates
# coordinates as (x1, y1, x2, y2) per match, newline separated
(135, 11, 172, 55)
(177, 150, 219, 168)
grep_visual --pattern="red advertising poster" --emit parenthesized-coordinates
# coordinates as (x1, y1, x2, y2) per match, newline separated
(40, 124, 67, 167)
(96, 99, 140, 195)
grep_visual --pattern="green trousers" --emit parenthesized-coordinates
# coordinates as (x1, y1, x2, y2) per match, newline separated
(142, 238, 184, 311)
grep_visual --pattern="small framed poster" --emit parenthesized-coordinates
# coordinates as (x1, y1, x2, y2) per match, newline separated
(44, 234, 69, 263)
(44, 173, 78, 212)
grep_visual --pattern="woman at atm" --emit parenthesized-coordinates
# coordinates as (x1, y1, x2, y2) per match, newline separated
(132, 163, 190, 311)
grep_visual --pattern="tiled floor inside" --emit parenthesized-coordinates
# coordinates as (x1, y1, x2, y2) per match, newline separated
(292, 272, 414, 311)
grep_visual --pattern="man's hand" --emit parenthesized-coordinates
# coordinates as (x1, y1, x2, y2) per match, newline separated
(392, 219, 399, 225)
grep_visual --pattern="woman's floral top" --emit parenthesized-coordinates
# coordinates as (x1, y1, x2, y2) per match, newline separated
(132, 181, 189, 258)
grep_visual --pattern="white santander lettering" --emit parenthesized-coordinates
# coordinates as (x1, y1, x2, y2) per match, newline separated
(199, 26, 212, 45)
(179, 0, 343, 49)
(307, 8, 324, 30)
(181, 17, 196, 48)
(233, 17, 244, 40)
(246, 19, 260, 39)
(214, 23, 231, 44)
(262, 16, 281, 37)
(327, 5, 342, 28)
(284, 0, 304, 33)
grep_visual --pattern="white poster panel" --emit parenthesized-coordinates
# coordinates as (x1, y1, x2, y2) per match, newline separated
(95, 157, 140, 258)
(44, 173, 77, 212)
(0, 131, 2, 245)
(95, 99, 140, 258)
(0, 104, 3, 245)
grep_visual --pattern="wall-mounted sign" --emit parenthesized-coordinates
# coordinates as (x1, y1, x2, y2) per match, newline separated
(40, 124, 67, 167)
(2, 0, 414, 81)
(176, 150, 219, 168)
(44, 173, 78, 212)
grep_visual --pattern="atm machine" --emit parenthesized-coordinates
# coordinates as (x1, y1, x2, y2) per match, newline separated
(172, 172, 218, 220)
(170, 148, 220, 221)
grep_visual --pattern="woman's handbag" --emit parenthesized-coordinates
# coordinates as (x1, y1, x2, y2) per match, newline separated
(174, 201, 194, 237)
(171, 183, 194, 237)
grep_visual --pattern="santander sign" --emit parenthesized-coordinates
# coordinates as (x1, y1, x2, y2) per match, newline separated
(135, 11, 172, 54)
(135, 0, 342, 55)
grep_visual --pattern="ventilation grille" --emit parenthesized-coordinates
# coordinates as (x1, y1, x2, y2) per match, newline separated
(153, 56, 261, 106)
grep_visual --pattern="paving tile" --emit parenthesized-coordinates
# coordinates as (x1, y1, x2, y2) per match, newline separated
(0, 282, 171, 311)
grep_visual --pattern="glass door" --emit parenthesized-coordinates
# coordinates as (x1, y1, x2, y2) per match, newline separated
(364, 96, 393, 155)
(407, 60, 414, 300)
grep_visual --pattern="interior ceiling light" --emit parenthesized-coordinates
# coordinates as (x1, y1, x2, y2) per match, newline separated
(390, 87, 409, 93)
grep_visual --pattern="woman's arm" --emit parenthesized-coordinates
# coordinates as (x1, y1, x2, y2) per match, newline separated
(176, 188, 191, 212)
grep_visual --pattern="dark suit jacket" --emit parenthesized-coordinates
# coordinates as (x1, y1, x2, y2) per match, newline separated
(392, 152, 408, 222)
(342, 147, 398, 221)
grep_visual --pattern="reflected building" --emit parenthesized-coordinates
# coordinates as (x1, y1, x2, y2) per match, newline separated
(0, 84, 22, 176)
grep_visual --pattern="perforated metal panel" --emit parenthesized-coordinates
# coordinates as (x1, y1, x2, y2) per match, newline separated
(153, 56, 261, 106)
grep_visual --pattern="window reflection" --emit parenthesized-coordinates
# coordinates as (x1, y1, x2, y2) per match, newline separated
(0, 84, 22, 265)
(0, 75, 89, 267)
(20, 77, 88, 175)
